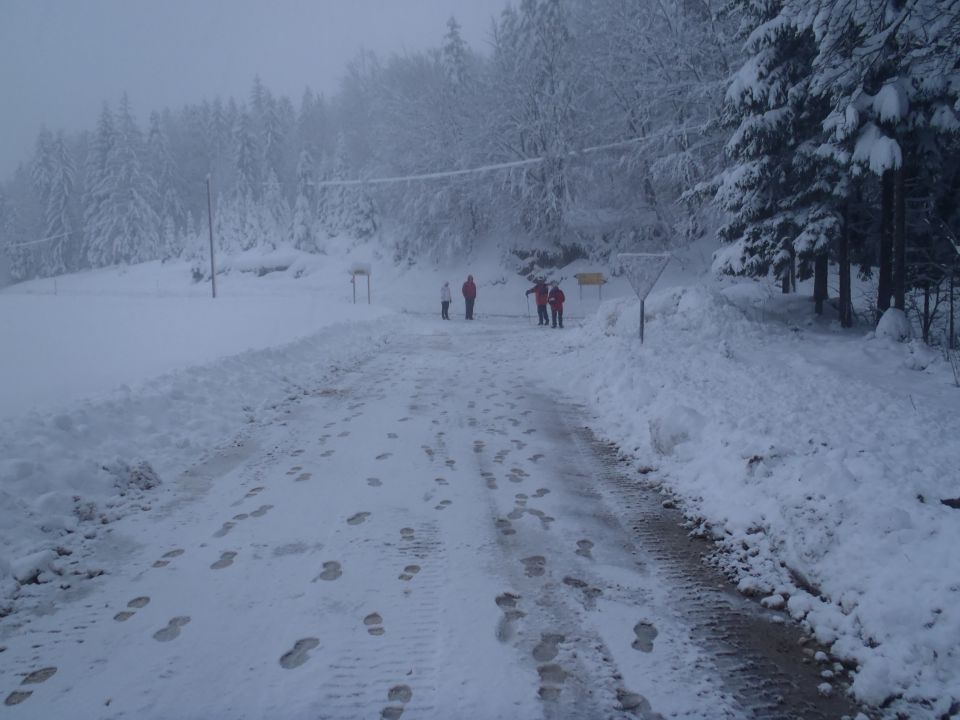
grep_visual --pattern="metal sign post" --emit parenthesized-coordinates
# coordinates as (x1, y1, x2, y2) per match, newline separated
(350, 262, 371, 304)
(618, 253, 671, 343)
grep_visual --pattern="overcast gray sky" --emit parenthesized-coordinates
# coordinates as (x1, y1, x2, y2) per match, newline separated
(0, 0, 508, 178)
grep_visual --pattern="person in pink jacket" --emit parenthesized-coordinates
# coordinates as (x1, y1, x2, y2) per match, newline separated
(462, 275, 477, 320)
(548, 281, 565, 328)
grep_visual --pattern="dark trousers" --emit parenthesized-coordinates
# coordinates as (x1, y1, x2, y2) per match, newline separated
(465, 297, 475, 319)
(441, 301, 450, 319)
(551, 308, 563, 328)
(536, 304, 549, 325)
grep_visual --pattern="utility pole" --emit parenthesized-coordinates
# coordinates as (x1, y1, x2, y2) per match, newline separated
(206, 175, 217, 299)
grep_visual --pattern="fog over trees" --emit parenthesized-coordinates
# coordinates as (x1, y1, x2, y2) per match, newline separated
(1, 0, 958, 334)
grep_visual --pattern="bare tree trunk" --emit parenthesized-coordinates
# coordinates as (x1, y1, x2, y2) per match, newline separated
(951, 270, 956, 350)
(839, 203, 853, 328)
(814, 253, 828, 314)
(923, 283, 931, 343)
(893, 165, 906, 310)
(877, 169, 894, 321)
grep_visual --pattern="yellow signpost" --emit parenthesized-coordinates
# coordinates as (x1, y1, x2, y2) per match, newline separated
(574, 272, 607, 300)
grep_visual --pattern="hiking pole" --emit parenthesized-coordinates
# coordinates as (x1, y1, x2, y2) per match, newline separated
(525, 294, 532, 324)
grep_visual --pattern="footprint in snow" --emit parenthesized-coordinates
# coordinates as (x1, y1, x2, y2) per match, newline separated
(533, 633, 566, 662)
(338, 431, 350, 438)
(538, 664, 568, 702)
(434, 500, 452, 511)
(211, 551, 237, 569)
(376, 452, 392, 461)
(496, 518, 516, 536)
(387, 432, 399, 439)
(321, 449, 335, 457)
(364, 612, 385, 636)
(632, 621, 658, 652)
(434, 477, 448, 486)
(153, 616, 191, 642)
(367, 477, 383, 487)
(152, 559, 170, 568)
(575, 539, 594, 558)
(400, 527, 415, 540)
(347, 512, 371, 525)
(295, 472, 311, 482)
(250, 504, 273, 517)
(382, 684, 413, 719)
(314, 561, 342, 582)
(495, 592, 525, 642)
(291, 449, 305, 457)
(398, 565, 421, 581)
(213, 521, 235, 538)
(3, 666, 58, 706)
(533, 488, 550, 498)
(233, 513, 249, 520)
(163, 549, 185, 558)
(245, 486, 264, 498)
(286, 465, 303, 476)
(279, 637, 320, 669)
(521, 556, 546, 577)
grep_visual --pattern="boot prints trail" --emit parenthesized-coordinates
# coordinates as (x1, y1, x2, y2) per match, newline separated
(0, 317, 865, 719)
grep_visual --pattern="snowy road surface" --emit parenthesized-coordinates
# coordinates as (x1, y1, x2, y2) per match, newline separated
(1, 318, 858, 719)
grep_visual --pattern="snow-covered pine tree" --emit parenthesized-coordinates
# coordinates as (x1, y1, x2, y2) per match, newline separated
(714, 0, 830, 293)
(86, 94, 161, 266)
(82, 103, 118, 267)
(260, 169, 289, 250)
(291, 149, 320, 253)
(42, 133, 78, 274)
(489, 0, 580, 243)
(147, 111, 186, 236)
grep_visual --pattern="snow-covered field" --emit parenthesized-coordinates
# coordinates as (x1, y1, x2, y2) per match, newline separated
(1, 247, 957, 718)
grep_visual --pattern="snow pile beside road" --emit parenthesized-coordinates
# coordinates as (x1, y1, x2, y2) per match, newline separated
(0, 313, 395, 613)
(562, 281, 960, 717)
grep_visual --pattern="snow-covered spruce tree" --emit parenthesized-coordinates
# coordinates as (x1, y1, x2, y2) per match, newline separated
(291, 149, 321, 253)
(146, 111, 187, 254)
(82, 103, 117, 268)
(2, 164, 44, 280)
(572, 0, 736, 255)
(260, 169, 289, 250)
(36, 132, 79, 275)
(324, 133, 377, 242)
(795, 0, 960, 327)
(714, 0, 835, 294)
(364, 19, 488, 263)
(488, 0, 582, 248)
(86, 94, 161, 267)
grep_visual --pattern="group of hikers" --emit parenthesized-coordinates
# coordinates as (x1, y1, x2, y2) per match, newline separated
(439, 275, 565, 328)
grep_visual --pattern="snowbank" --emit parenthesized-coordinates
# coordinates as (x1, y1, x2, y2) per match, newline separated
(559, 281, 960, 718)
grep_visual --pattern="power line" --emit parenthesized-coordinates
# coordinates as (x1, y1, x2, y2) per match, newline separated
(7, 230, 73, 248)
(305, 122, 713, 189)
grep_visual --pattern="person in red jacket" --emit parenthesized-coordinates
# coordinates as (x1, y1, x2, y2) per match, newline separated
(462, 274, 477, 319)
(548, 280, 565, 328)
(525, 277, 550, 326)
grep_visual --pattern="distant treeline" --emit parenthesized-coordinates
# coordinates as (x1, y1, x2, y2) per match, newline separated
(1, 0, 958, 338)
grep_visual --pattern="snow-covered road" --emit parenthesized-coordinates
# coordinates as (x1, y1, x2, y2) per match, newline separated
(1, 318, 859, 719)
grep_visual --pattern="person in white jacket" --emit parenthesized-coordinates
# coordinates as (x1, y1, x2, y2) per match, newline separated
(440, 281, 452, 320)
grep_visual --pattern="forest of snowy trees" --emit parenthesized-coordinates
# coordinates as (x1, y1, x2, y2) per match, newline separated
(1, 0, 958, 340)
